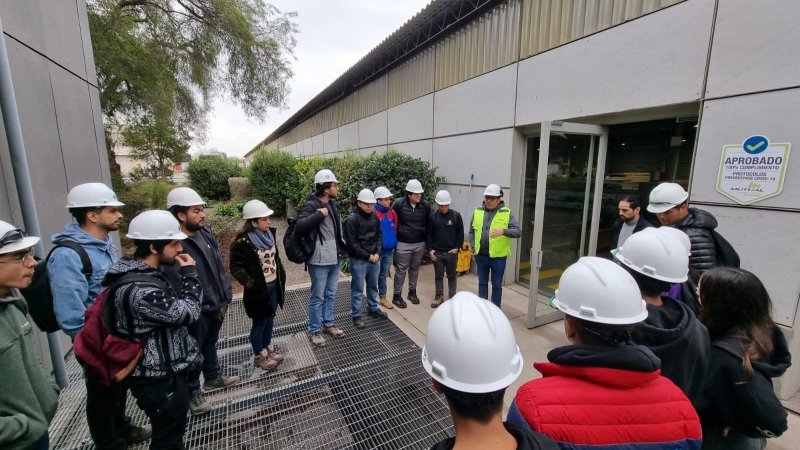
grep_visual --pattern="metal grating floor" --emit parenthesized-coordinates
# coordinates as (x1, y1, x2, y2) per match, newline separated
(49, 280, 454, 449)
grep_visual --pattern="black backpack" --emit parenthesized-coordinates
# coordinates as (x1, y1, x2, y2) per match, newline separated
(712, 229, 740, 268)
(283, 217, 315, 264)
(20, 241, 92, 332)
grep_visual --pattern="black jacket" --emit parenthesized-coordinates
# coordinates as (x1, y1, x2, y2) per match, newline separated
(162, 226, 232, 314)
(676, 208, 717, 275)
(697, 326, 791, 438)
(610, 216, 654, 249)
(430, 422, 558, 450)
(229, 229, 286, 319)
(295, 192, 346, 258)
(343, 208, 382, 260)
(393, 197, 431, 244)
(631, 297, 710, 406)
(427, 209, 464, 252)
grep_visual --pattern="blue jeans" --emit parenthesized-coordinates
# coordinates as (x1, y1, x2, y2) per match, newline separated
(350, 258, 380, 317)
(377, 250, 394, 296)
(475, 254, 507, 307)
(308, 261, 341, 333)
(250, 281, 279, 354)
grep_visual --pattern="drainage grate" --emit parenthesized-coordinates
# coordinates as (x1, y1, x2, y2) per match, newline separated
(49, 280, 453, 449)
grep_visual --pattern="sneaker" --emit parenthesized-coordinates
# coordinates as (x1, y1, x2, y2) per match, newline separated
(392, 294, 407, 309)
(309, 332, 327, 347)
(352, 316, 367, 329)
(431, 294, 444, 308)
(254, 354, 279, 370)
(379, 294, 394, 309)
(124, 425, 152, 444)
(322, 326, 345, 338)
(203, 375, 239, 390)
(189, 391, 212, 415)
(407, 290, 421, 305)
(368, 308, 388, 319)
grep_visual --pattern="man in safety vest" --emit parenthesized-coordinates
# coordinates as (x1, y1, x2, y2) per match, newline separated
(468, 184, 520, 307)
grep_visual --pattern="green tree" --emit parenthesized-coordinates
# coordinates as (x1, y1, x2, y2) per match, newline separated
(89, 0, 296, 152)
(121, 117, 189, 180)
(187, 154, 243, 201)
(247, 148, 300, 216)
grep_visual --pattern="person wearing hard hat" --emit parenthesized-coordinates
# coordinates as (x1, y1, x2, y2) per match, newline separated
(507, 257, 702, 449)
(660, 226, 701, 315)
(373, 186, 397, 310)
(344, 189, 389, 329)
(48, 183, 152, 448)
(0, 220, 59, 450)
(229, 200, 287, 371)
(610, 195, 653, 250)
(164, 187, 238, 415)
(647, 182, 730, 278)
(422, 292, 558, 450)
(426, 190, 464, 308)
(104, 210, 203, 449)
(391, 179, 432, 308)
(615, 228, 710, 406)
(468, 184, 521, 307)
(294, 169, 347, 347)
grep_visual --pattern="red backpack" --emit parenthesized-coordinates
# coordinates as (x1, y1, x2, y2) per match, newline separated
(73, 274, 167, 386)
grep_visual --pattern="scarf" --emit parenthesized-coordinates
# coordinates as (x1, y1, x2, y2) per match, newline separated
(247, 228, 274, 250)
(375, 203, 389, 213)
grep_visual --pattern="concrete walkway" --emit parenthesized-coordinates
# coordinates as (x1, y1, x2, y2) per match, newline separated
(380, 262, 798, 449)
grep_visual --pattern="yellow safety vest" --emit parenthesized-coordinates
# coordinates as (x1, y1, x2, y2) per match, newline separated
(472, 207, 511, 257)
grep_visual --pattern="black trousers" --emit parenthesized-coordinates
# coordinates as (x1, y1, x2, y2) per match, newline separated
(433, 251, 458, 298)
(128, 372, 190, 450)
(85, 376, 134, 450)
(187, 313, 223, 392)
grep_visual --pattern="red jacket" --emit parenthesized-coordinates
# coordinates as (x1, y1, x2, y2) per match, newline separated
(508, 345, 702, 449)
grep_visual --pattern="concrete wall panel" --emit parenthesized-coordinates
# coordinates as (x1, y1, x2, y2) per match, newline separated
(432, 129, 513, 188)
(515, 0, 713, 125)
(339, 122, 359, 151)
(311, 134, 324, 155)
(434, 64, 517, 137)
(359, 145, 387, 157)
(322, 129, 338, 153)
(0, 2, 45, 53)
(300, 138, 313, 157)
(691, 88, 800, 209)
(706, 0, 800, 98)
(388, 93, 433, 143)
(40, 0, 87, 79)
(77, 0, 98, 86)
(358, 111, 388, 149)
(393, 140, 432, 164)
(88, 87, 110, 184)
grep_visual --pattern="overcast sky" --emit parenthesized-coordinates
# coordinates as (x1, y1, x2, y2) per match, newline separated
(192, 0, 432, 158)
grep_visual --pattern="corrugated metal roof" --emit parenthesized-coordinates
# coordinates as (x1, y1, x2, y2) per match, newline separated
(249, 0, 504, 157)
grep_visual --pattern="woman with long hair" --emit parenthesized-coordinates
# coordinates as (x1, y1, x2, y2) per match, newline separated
(229, 200, 286, 371)
(697, 267, 790, 449)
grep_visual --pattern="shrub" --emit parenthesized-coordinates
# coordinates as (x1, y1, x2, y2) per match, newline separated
(187, 155, 242, 201)
(213, 200, 245, 219)
(247, 149, 301, 217)
(118, 179, 174, 246)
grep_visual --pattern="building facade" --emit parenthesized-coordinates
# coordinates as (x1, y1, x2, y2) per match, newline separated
(251, 0, 800, 402)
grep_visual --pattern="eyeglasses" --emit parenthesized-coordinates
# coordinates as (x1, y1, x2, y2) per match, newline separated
(0, 228, 26, 248)
(0, 249, 34, 264)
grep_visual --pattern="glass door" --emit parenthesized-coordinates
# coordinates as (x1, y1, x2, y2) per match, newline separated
(526, 121, 608, 328)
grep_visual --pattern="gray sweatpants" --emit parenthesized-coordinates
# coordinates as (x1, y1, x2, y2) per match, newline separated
(393, 241, 426, 295)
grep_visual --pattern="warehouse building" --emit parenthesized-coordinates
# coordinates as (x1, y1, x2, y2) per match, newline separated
(251, 0, 800, 403)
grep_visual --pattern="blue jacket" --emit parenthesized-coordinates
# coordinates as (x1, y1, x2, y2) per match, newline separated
(48, 224, 119, 338)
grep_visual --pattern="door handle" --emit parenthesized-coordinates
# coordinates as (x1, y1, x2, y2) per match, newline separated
(536, 250, 543, 269)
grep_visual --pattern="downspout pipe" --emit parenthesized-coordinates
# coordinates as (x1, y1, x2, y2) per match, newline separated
(0, 17, 69, 388)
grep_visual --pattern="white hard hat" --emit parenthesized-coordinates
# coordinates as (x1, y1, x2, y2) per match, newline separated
(166, 187, 206, 209)
(435, 190, 452, 205)
(66, 183, 124, 208)
(314, 169, 338, 184)
(242, 200, 274, 220)
(658, 227, 691, 256)
(552, 257, 647, 325)
(373, 186, 392, 199)
(0, 220, 40, 255)
(405, 179, 424, 194)
(126, 210, 188, 240)
(647, 183, 688, 213)
(483, 184, 502, 197)
(357, 189, 377, 203)
(615, 228, 689, 283)
(421, 292, 523, 393)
